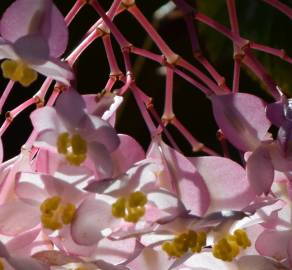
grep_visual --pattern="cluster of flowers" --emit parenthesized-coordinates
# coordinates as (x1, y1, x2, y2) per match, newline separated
(0, 0, 291, 269)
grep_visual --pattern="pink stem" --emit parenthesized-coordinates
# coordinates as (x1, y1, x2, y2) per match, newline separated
(250, 42, 292, 64)
(103, 34, 122, 76)
(0, 80, 15, 114)
(34, 77, 53, 101)
(147, 105, 181, 152)
(131, 46, 212, 95)
(65, 0, 86, 25)
(90, 0, 131, 48)
(162, 67, 175, 121)
(9, 98, 37, 119)
(244, 50, 280, 99)
(232, 58, 241, 93)
(262, 0, 292, 19)
(227, 0, 241, 93)
(176, 58, 223, 94)
(127, 5, 178, 64)
(66, 29, 101, 66)
(131, 84, 156, 136)
(103, 77, 116, 93)
(85, 0, 124, 36)
(171, 117, 219, 156)
(196, 54, 230, 91)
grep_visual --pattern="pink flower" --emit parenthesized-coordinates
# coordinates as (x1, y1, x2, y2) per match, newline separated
(0, 0, 73, 86)
(30, 89, 120, 178)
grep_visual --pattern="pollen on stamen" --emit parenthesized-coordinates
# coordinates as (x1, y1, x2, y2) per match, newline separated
(162, 230, 207, 258)
(212, 229, 251, 261)
(1, 59, 38, 86)
(112, 191, 147, 223)
(40, 196, 76, 231)
(56, 132, 88, 166)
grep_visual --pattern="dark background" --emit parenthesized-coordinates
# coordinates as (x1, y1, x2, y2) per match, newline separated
(0, 0, 291, 160)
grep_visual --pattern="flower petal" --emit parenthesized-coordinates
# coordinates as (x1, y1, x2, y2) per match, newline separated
(111, 134, 145, 177)
(1, 0, 68, 57)
(211, 93, 270, 151)
(80, 115, 120, 152)
(148, 140, 210, 216)
(88, 142, 114, 179)
(71, 196, 116, 246)
(246, 145, 274, 195)
(0, 201, 39, 235)
(191, 156, 255, 212)
(31, 58, 73, 85)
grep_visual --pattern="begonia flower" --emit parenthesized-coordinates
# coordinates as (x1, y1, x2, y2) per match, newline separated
(0, 172, 87, 236)
(71, 160, 186, 246)
(30, 89, 120, 178)
(0, 0, 73, 86)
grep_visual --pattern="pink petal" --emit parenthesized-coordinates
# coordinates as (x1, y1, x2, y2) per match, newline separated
(0, 39, 18, 60)
(88, 142, 114, 178)
(93, 238, 137, 265)
(0, 201, 39, 235)
(1, 0, 68, 57)
(6, 227, 43, 256)
(266, 101, 285, 128)
(41, 174, 86, 205)
(50, 226, 96, 257)
(211, 93, 270, 151)
(148, 140, 210, 216)
(238, 255, 286, 270)
(147, 190, 186, 222)
(13, 35, 49, 64)
(111, 134, 145, 177)
(83, 94, 123, 126)
(7, 256, 49, 270)
(31, 58, 73, 85)
(127, 247, 174, 270)
(246, 145, 274, 195)
(55, 89, 86, 127)
(256, 229, 292, 261)
(1, 0, 50, 41)
(71, 196, 116, 246)
(190, 156, 255, 213)
(80, 115, 120, 152)
(0, 139, 3, 163)
(30, 107, 65, 133)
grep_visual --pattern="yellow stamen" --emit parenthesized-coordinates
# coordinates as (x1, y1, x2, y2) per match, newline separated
(212, 229, 251, 261)
(1, 59, 37, 86)
(0, 259, 4, 270)
(112, 191, 147, 223)
(40, 196, 76, 230)
(56, 132, 87, 166)
(162, 230, 207, 258)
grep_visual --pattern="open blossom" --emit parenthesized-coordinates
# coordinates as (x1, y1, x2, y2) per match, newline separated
(30, 88, 120, 178)
(0, 0, 73, 86)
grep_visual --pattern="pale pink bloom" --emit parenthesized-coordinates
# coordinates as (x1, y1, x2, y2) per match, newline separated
(0, 172, 86, 236)
(71, 160, 186, 246)
(30, 89, 120, 178)
(0, 0, 73, 85)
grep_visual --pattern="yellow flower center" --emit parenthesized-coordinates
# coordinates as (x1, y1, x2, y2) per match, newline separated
(57, 132, 87, 166)
(1, 59, 37, 86)
(0, 259, 4, 270)
(40, 196, 76, 230)
(212, 229, 251, 261)
(112, 191, 147, 223)
(162, 230, 207, 258)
